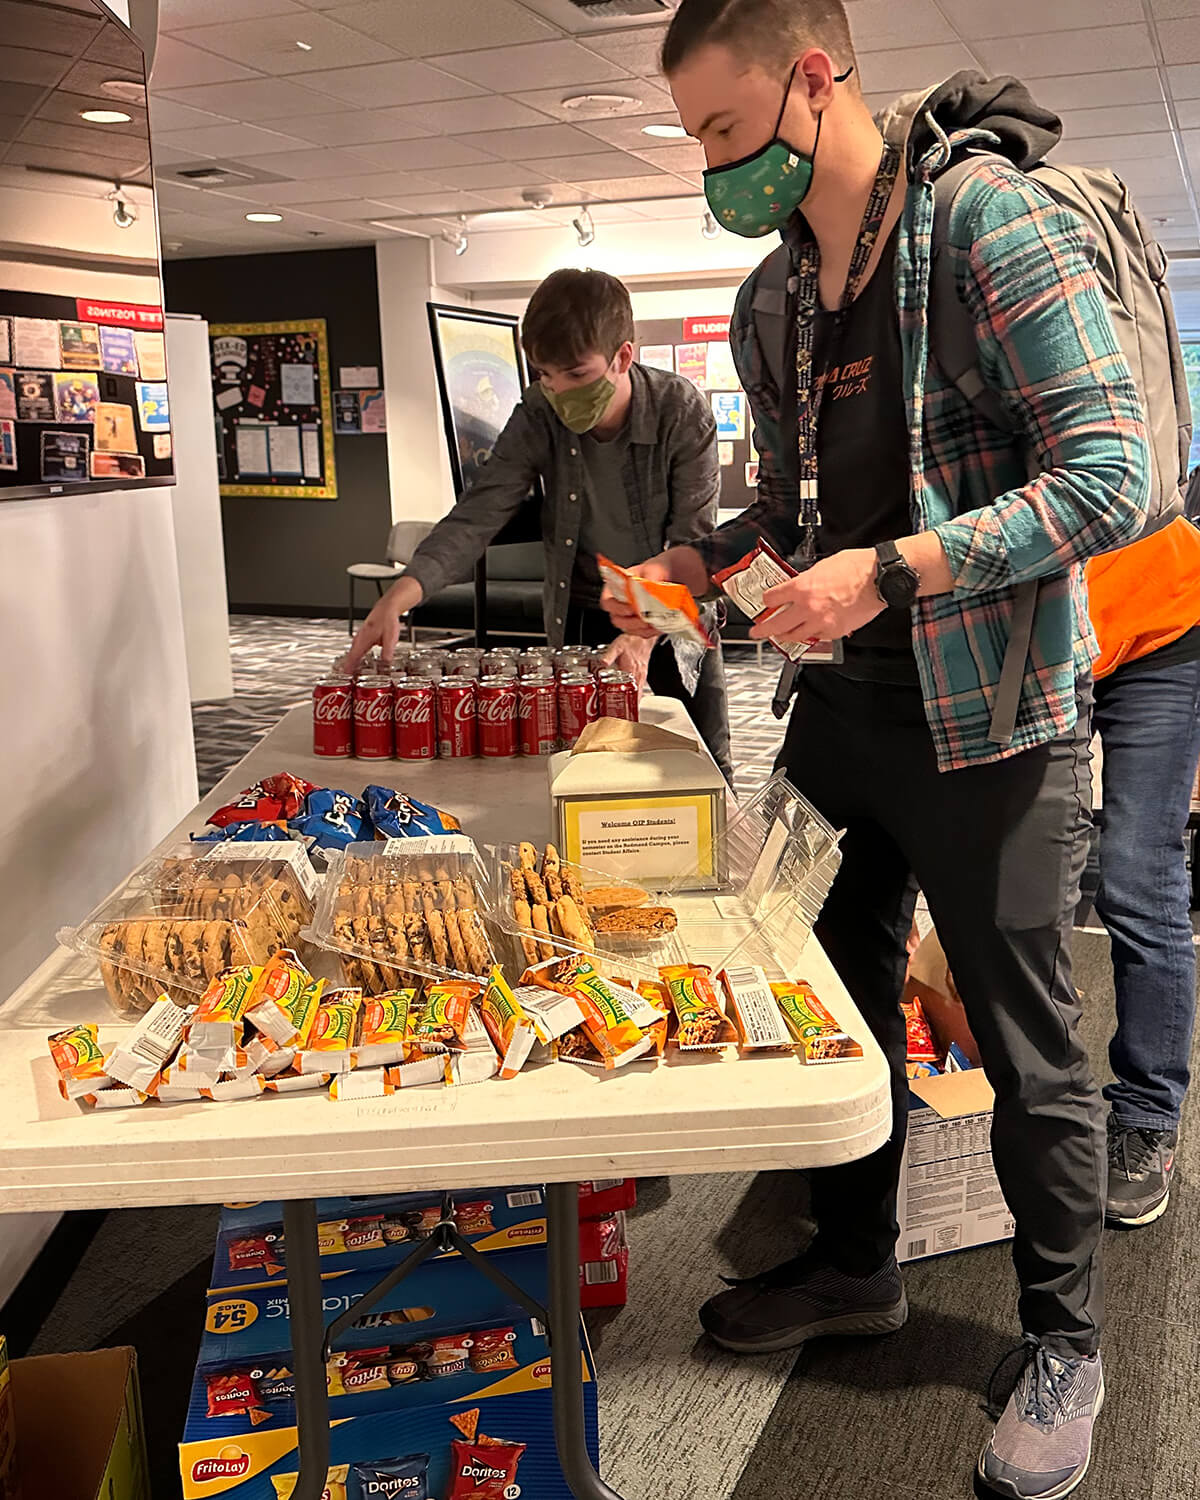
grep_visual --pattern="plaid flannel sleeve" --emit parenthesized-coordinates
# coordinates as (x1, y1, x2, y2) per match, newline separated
(932, 163, 1150, 594)
(691, 272, 805, 579)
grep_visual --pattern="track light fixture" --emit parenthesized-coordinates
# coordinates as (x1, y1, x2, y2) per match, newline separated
(573, 207, 595, 248)
(701, 211, 720, 240)
(443, 216, 469, 256)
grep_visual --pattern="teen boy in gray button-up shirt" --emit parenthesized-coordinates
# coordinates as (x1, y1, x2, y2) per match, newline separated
(347, 268, 732, 780)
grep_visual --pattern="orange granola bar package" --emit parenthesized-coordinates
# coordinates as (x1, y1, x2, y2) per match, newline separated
(597, 554, 713, 651)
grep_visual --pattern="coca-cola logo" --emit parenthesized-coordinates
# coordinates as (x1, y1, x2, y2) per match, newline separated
(395, 695, 432, 724)
(477, 694, 516, 724)
(314, 692, 351, 721)
(441, 694, 475, 723)
(356, 693, 393, 725)
(191, 1450, 251, 1481)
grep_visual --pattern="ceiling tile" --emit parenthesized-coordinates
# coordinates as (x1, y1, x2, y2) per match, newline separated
(322, 0, 557, 55)
(856, 43, 981, 96)
(159, 0, 303, 29)
(513, 78, 675, 122)
(155, 121, 312, 156)
(248, 109, 434, 146)
(383, 96, 554, 135)
(631, 143, 708, 174)
(148, 97, 233, 132)
(273, 197, 396, 222)
(298, 59, 485, 106)
(1167, 62, 1200, 99)
(577, 27, 666, 78)
(149, 36, 261, 89)
(454, 123, 609, 159)
(1056, 102, 1173, 140)
(1149, 0, 1200, 15)
(848, 0, 958, 51)
(625, 193, 707, 219)
(1057, 130, 1177, 165)
(426, 40, 627, 91)
(937, 0, 1142, 37)
(573, 173, 689, 200)
(1029, 70, 1165, 112)
(579, 111, 687, 150)
(467, 206, 577, 228)
(428, 161, 558, 190)
(154, 77, 350, 120)
(171, 13, 397, 75)
(1172, 95, 1200, 125)
(1108, 156, 1188, 193)
(350, 137, 495, 170)
(241, 169, 449, 202)
(1157, 16, 1200, 61)
(516, 0, 663, 34)
(369, 190, 496, 215)
(529, 149, 658, 181)
(230, 144, 389, 178)
(972, 26, 1156, 79)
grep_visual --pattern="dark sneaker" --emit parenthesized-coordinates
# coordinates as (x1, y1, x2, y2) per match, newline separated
(699, 1252, 907, 1354)
(1106, 1116, 1176, 1228)
(978, 1337, 1104, 1499)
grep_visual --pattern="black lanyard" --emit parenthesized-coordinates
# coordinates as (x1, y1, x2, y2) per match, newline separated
(791, 141, 901, 561)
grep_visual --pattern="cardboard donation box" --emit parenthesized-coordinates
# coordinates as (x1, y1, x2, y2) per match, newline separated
(896, 929, 1013, 1263)
(7, 1344, 148, 1500)
(549, 718, 727, 887)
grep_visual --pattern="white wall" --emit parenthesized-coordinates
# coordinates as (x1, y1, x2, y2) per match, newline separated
(376, 237, 463, 526)
(165, 315, 232, 701)
(486, 283, 743, 326)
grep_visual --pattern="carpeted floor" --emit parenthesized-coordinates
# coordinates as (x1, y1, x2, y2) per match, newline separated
(7, 615, 1200, 1499)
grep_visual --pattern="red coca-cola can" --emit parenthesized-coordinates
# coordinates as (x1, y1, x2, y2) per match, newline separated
(518, 674, 559, 756)
(477, 676, 518, 758)
(437, 677, 477, 758)
(557, 671, 598, 745)
(313, 676, 353, 757)
(598, 669, 639, 721)
(353, 678, 395, 759)
(394, 678, 436, 760)
(481, 650, 518, 680)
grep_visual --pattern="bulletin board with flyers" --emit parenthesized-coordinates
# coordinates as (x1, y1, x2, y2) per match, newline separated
(634, 314, 759, 512)
(0, 288, 174, 500)
(209, 317, 337, 500)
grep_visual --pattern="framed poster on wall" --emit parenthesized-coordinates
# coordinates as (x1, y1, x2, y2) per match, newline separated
(427, 303, 527, 497)
(208, 318, 337, 499)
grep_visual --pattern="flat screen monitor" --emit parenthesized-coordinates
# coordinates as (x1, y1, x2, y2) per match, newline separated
(0, 0, 173, 500)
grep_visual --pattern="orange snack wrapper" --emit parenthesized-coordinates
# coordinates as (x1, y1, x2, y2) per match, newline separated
(772, 981, 864, 1063)
(597, 554, 713, 650)
(661, 964, 734, 1051)
(534, 957, 651, 1069)
(48, 1022, 110, 1100)
(246, 950, 324, 1048)
(413, 981, 476, 1053)
(480, 968, 536, 1080)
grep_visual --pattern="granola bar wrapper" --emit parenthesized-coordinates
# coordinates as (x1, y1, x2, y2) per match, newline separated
(246, 950, 325, 1049)
(186, 964, 261, 1064)
(329, 1055, 445, 1100)
(479, 969, 537, 1079)
(720, 965, 794, 1052)
(354, 989, 419, 1067)
(106, 994, 192, 1093)
(772, 981, 864, 1063)
(296, 987, 363, 1074)
(515, 961, 587, 1043)
(48, 1022, 111, 1100)
(533, 956, 651, 1069)
(661, 964, 735, 1052)
(597, 554, 713, 651)
(712, 538, 841, 664)
(412, 982, 476, 1054)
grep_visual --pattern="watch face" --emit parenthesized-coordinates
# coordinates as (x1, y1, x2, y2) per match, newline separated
(881, 566, 917, 608)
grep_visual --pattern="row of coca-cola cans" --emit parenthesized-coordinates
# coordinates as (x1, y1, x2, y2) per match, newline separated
(313, 644, 638, 760)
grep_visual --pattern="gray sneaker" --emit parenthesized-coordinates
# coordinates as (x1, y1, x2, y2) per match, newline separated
(978, 1336, 1105, 1499)
(699, 1252, 908, 1354)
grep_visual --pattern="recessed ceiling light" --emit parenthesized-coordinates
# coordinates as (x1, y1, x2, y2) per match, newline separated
(246, 211, 283, 223)
(295, 40, 313, 50)
(80, 108, 131, 124)
(642, 123, 688, 139)
(561, 91, 639, 114)
(100, 78, 145, 104)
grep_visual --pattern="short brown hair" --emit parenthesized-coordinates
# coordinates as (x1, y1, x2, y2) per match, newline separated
(661, 0, 857, 83)
(521, 269, 634, 370)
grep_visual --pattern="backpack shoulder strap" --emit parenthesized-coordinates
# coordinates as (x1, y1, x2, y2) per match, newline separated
(750, 243, 792, 398)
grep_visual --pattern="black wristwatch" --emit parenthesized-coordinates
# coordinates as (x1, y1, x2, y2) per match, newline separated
(874, 540, 920, 608)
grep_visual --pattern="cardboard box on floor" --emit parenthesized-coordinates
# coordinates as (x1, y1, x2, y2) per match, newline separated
(7, 1344, 148, 1500)
(896, 929, 1015, 1264)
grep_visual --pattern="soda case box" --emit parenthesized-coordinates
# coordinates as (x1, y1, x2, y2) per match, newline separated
(578, 1215, 628, 1311)
(211, 1187, 547, 1290)
(577, 1180, 636, 1219)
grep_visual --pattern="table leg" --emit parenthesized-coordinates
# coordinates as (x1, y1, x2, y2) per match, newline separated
(546, 1182, 625, 1500)
(283, 1199, 332, 1500)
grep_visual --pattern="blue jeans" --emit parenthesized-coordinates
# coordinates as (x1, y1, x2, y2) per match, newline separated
(1081, 655, 1200, 1131)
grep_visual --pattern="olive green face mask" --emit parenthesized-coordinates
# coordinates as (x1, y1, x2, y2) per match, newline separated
(544, 370, 617, 434)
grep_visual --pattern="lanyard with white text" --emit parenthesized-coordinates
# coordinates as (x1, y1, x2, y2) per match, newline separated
(791, 141, 901, 562)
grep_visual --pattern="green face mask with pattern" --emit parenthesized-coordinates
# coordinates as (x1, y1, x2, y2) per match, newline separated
(544, 370, 617, 434)
(703, 63, 852, 239)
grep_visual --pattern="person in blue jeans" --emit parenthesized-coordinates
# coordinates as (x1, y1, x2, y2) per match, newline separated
(1081, 516, 1200, 1226)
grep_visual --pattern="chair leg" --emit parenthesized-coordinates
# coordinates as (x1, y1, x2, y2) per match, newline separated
(348, 574, 356, 637)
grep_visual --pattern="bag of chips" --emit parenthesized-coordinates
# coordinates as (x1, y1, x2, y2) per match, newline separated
(364, 787, 461, 840)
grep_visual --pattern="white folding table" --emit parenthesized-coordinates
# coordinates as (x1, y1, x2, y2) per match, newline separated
(0, 699, 891, 1500)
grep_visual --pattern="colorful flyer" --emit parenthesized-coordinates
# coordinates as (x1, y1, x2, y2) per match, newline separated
(711, 390, 746, 440)
(13, 317, 60, 368)
(133, 330, 166, 381)
(58, 321, 102, 371)
(90, 451, 145, 479)
(0, 315, 11, 365)
(334, 390, 361, 433)
(745, 461, 759, 487)
(718, 440, 734, 467)
(16, 371, 54, 422)
(675, 342, 708, 388)
(0, 370, 15, 422)
(54, 371, 101, 424)
(136, 380, 170, 431)
(40, 429, 89, 482)
(0, 419, 15, 470)
(280, 361, 315, 407)
(638, 344, 674, 372)
(99, 325, 139, 375)
(705, 338, 739, 390)
(94, 402, 137, 453)
(153, 432, 173, 460)
(359, 388, 386, 433)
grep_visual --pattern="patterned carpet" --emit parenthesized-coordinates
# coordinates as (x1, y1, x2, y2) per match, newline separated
(192, 616, 789, 799)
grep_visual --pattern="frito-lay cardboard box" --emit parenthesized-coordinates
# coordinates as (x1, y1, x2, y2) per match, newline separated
(10, 1346, 148, 1500)
(549, 717, 727, 887)
(210, 1186, 547, 1290)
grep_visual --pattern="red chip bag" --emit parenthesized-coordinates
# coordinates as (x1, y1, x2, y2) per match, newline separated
(901, 995, 938, 1063)
(206, 1370, 266, 1421)
(468, 1326, 517, 1374)
(447, 1438, 526, 1500)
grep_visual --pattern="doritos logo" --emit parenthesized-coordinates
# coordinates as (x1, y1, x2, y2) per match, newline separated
(191, 1448, 251, 1481)
(509, 1225, 542, 1240)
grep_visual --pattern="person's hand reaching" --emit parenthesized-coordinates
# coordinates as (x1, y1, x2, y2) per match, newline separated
(598, 547, 710, 639)
(600, 632, 656, 692)
(344, 573, 424, 672)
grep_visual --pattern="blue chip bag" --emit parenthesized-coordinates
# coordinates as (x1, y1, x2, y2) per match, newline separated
(365, 786, 461, 841)
(351, 1454, 429, 1499)
(191, 821, 293, 843)
(292, 788, 369, 850)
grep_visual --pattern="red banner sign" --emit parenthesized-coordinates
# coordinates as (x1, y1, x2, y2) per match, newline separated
(75, 299, 164, 330)
(683, 315, 730, 341)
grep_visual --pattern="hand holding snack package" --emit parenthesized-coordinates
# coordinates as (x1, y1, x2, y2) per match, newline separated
(597, 553, 712, 692)
(713, 538, 843, 664)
